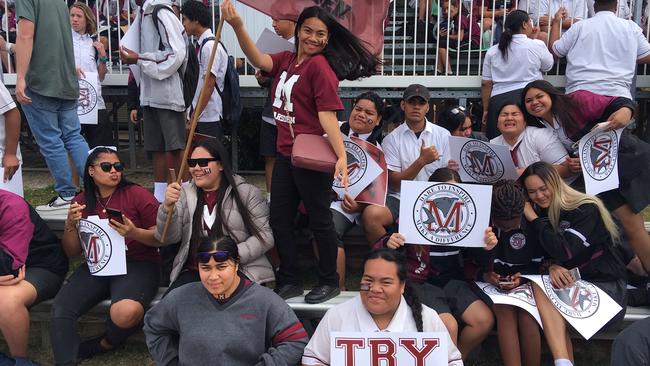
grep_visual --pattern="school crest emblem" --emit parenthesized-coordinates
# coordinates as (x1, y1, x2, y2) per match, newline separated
(581, 131, 618, 181)
(509, 232, 526, 250)
(78, 78, 98, 116)
(543, 276, 600, 319)
(460, 140, 505, 183)
(78, 219, 113, 274)
(334, 139, 368, 189)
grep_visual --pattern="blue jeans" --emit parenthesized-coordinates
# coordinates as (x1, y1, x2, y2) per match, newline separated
(22, 89, 89, 197)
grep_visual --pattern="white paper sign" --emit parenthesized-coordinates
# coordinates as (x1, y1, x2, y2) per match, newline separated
(399, 181, 492, 247)
(331, 332, 449, 366)
(0, 165, 23, 197)
(332, 135, 383, 200)
(523, 275, 623, 339)
(77, 72, 99, 125)
(78, 216, 127, 276)
(120, 16, 141, 84)
(255, 28, 295, 54)
(449, 136, 518, 184)
(476, 282, 542, 327)
(578, 128, 623, 195)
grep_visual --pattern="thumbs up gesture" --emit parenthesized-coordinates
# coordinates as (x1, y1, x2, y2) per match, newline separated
(418, 140, 439, 165)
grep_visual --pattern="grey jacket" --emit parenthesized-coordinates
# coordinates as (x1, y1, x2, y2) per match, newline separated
(155, 176, 274, 284)
(136, 0, 187, 112)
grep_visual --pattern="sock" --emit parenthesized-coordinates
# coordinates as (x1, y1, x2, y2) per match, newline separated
(554, 359, 573, 366)
(154, 182, 167, 203)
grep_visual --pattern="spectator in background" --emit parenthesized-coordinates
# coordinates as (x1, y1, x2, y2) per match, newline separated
(0, 78, 20, 189)
(120, 0, 187, 204)
(481, 10, 553, 139)
(256, 16, 295, 199)
(0, 191, 69, 366)
(587, 0, 631, 18)
(437, 0, 481, 75)
(70, 2, 114, 148)
(182, 1, 229, 140)
(15, 0, 90, 212)
(437, 104, 487, 140)
(536, 0, 587, 30)
(472, 0, 516, 44)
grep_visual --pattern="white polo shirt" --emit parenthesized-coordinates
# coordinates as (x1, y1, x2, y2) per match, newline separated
(301, 295, 462, 366)
(490, 126, 568, 169)
(381, 119, 451, 199)
(552, 11, 650, 99)
(191, 29, 228, 123)
(482, 34, 554, 96)
(537, 0, 588, 21)
(72, 31, 106, 110)
(0, 82, 20, 164)
(537, 117, 575, 152)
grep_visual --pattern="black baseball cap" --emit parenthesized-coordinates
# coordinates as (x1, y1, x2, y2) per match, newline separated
(403, 84, 430, 101)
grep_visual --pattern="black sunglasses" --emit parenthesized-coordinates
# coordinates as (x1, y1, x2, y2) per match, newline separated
(187, 158, 219, 168)
(197, 251, 230, 263)
(95, 162, 124, 172)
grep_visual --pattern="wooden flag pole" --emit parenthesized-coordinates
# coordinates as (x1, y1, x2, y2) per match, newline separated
(160, 18, 226, 243)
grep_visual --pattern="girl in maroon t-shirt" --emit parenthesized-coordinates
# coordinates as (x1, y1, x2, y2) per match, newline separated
(53, 147, 161, 364)
(437, 0, 482, 74)
(221, 0, 380, 304)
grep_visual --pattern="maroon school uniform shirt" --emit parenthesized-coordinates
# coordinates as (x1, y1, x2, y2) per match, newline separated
(74, 184, 160, 263)
(264, 51, 344, 157)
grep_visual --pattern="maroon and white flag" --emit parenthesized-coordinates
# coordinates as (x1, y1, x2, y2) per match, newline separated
(238, 0, 390, 55)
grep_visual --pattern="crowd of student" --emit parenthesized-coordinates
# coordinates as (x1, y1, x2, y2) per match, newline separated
(1, 0, 650, 365)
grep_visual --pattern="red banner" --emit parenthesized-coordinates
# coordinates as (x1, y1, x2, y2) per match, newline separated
(238, 0, 390, 55)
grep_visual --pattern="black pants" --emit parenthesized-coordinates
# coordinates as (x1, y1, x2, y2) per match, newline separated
(271, 155, 339, 287)
(50, 261, 160, 365)
(81, 109, 115, 148)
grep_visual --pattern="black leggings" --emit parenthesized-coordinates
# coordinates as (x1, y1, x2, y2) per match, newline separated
(271, 155, 339, 287)
(50, 261, 160, 365)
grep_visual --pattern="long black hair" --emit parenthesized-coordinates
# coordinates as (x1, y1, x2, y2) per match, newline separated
(521, 80, 579, 132)
(83, 147, 135, 213)
(197, 236, 240, 264)
(364, 248, 424, 332)
(428, 167, 461, 183)
(354, 91, 385, 143)
(294, 6, 380, 81)
(498, 10, 529, 61)
(189, 138, 263, 261)
(437, 105, 467, 135)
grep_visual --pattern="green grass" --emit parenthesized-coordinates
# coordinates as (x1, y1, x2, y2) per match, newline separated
(24, 186, 58, 207)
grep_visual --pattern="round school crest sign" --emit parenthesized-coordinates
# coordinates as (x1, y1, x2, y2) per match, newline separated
(78, 79, 98, 116)
(509, 232, 526, 250)
(581, 131, 618, 181)
(78, 219, 113, 274)
(412, 183, 477, 245)
(460, 140, 504, 183)
(482, 283, 536, 306)
(542, 276, 600, 319)
(334, 140, 368, 189)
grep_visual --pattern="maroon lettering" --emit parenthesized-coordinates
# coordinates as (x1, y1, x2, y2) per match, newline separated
(400, 338, 440, 366)
(426, 200, 464, 233)
(335, 338, 365, 366)
(369, 338, 396, 366)
(592, 137, 612, 169)
(88, 236, 100, 264)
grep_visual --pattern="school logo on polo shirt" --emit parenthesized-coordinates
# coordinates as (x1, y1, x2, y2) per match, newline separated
(581, 131, 619, 181)
(78, 219, 113, 274)
(413, 183, 477, 245)
(78, 78, 98, 116)
(542, 276, 600, 319)
(334, 140, 368, 189)
(460, 140, 504, 183)
(509, 232, 526, 250)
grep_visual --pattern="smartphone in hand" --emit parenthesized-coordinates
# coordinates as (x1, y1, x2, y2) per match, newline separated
(105, 208, 124, 224)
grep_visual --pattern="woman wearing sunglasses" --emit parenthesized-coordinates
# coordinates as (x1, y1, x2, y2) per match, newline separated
(156, 138, 273, 293)
(144, 236, 308, 365)
(52, 146, 161, 364)
(302, 248, 462, 365)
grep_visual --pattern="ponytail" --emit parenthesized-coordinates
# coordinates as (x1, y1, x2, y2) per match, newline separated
(404, 283, 424, 332)
(498, 10, 530, 61)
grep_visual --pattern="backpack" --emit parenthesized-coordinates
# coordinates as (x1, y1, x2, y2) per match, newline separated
(151, 4, 196, 109)
(193, 36, 241, 133)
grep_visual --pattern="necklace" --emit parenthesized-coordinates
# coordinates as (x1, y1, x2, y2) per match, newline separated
(96, 192, 115, 214)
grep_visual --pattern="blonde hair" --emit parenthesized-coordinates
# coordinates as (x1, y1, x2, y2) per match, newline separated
(521, 162, 619, 243)
(71, 2, 97, 36)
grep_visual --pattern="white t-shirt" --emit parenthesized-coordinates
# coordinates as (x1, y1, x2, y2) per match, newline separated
(0, 82, 19, 164)
(381, 120, 451, 199)
(72, 30, 106, 110)
(191, 29, 228, 123)
(552, 11, 650, 99)
(490, 126, 568, 169)
(301, 295, 463, 366)
(483, 35, 554, 96)
(536, 0, 588, 22)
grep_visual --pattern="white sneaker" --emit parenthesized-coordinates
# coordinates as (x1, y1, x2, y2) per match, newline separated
(35, 195, 73, 213)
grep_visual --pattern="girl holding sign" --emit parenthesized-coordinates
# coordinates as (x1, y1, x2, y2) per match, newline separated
(522, 80, 650, 275)
(69, 2, 113, 147)
(53, 147, 161, 364)
(302, 248, 463, 365)
(521, 161, 626, 366)
(220, 0, 380, 303)
(144, 236, 308, 365)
